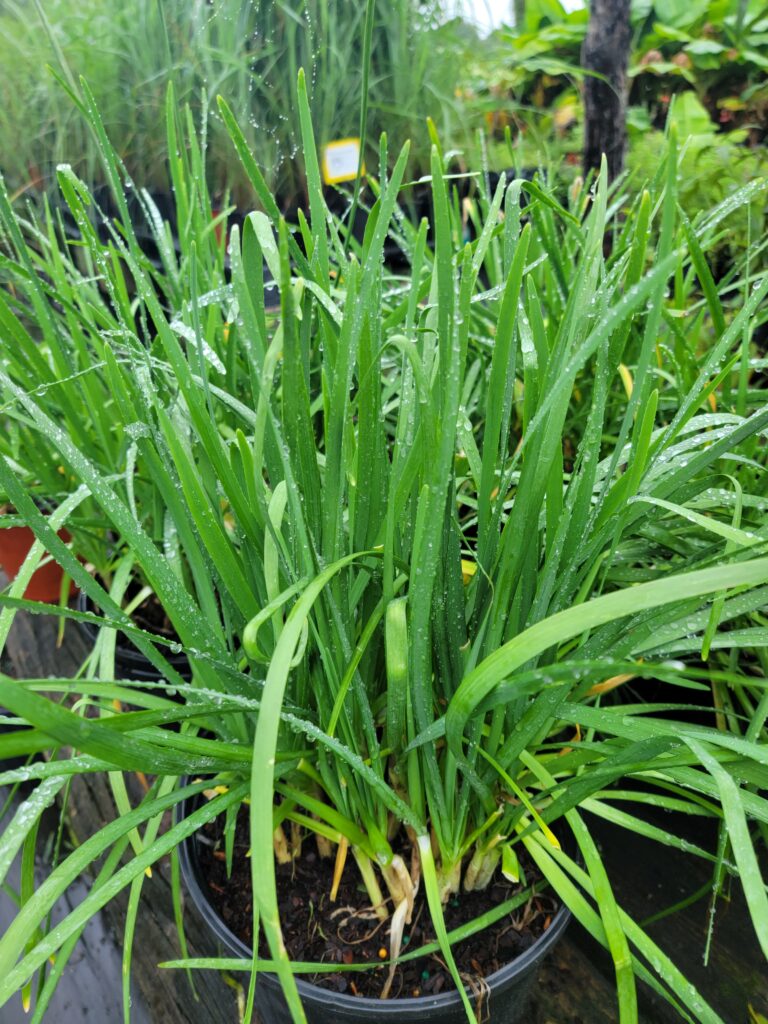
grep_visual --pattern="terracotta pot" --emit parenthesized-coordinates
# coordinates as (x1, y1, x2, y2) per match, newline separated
(0, 523, 72, 603)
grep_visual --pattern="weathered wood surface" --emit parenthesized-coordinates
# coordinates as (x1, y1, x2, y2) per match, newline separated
(2, 603, 767, 1023)
(65, 772, 238, 1024)
(2, 597, 238, 1024)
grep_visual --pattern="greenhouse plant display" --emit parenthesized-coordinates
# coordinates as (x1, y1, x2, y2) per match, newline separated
(0, 62, 767, 1024)
(0, 0, 467, 210)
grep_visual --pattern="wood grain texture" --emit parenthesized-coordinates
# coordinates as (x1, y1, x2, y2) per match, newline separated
(64, 771, 241, 1024)
(2, 588, 241, 1024)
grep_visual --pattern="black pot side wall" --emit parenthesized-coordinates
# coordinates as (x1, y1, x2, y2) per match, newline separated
(177, 793, 571, 1024)
(75, 590, 191, 682)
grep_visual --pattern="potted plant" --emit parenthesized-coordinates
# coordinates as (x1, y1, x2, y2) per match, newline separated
(0, 504, 73, 603)
(0, 76, 767, 1024)
(0, 80, 236, 654)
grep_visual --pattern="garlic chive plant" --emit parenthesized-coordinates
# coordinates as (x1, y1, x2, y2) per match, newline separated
(0, 72, 767, 1024)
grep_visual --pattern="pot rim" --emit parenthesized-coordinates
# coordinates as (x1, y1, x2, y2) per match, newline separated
(177, 791, 571, 1013)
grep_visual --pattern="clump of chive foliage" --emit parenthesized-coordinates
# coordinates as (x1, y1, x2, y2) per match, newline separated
(0, 70, 767, 1024)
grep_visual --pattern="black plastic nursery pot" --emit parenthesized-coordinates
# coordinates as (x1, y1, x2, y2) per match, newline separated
(177, 792, 571, 1024)
(76, 589, 190, 682)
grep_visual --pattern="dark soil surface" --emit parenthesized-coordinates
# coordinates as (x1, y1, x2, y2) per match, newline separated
(80, 577, 181, 642)
(79, 579, 188, 666)
(128, 586, 179, 640)
(197, 807, 559, 1001)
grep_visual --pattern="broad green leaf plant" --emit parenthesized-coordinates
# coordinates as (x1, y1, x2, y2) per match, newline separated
(0, 72, 767, 1024)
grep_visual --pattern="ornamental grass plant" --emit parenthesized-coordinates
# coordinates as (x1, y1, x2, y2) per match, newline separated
(0, 69, 767, 1024)
(0, 0, 466, 207)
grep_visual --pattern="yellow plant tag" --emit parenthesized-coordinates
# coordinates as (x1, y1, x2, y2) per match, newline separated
(461, 559, 477, 585)
(322, 138, 363, 185)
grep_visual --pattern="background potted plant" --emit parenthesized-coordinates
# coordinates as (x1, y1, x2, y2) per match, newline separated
(0, 504, 73, 603)
(0, 0, 469, 213)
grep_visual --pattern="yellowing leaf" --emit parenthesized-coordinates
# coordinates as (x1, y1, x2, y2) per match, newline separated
(501, 844, 520, 883)
(619, 363, 633, 399)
